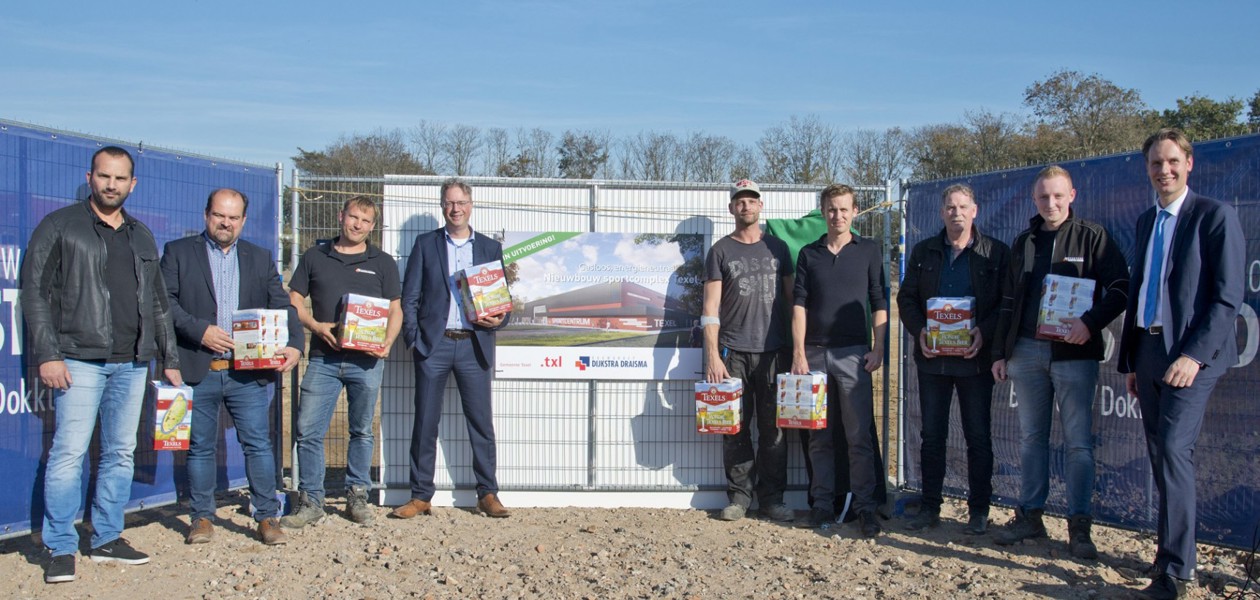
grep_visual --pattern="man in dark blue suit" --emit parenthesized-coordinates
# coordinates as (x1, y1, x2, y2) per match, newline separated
(161, 188, 303, 546)
(1118, 129, 1245, 600)
(393, 178, 512, 519)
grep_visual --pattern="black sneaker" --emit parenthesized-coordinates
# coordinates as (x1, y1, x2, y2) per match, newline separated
(993, 508, 1047, 545)
(859, 510, 882, 538)
(796, 508, 835, 529)
(89, 538, 150, 565)
(44, 554, 76, 583)
(904, 508, 940, 531)
(1139, 573, 1187, 600)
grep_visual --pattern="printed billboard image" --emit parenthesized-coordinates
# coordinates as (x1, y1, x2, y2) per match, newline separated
(495, 232, 704, 379)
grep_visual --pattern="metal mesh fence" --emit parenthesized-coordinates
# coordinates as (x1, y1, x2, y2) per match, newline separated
(287, 174, 904, 497)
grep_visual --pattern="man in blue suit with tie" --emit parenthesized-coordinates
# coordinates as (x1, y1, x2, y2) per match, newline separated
(1118, 128, 1245, 600)
(393, 178, 512, 519)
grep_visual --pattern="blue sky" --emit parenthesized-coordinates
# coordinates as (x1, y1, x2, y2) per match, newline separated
(3, 1, 1257, 168)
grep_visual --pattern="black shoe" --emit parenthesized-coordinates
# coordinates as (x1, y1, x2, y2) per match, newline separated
(993, 508, 1047, 545)
(89, 538, 150, 565)
(859, 510, 882, 538)
(904, 508, 940, 531)
(44, 554, 76, 583)
(796, 508, 835, 529)
(964, 512, 989, 535)
(1139, 573, 1187, 599)
(1067, 515, 1099, 559)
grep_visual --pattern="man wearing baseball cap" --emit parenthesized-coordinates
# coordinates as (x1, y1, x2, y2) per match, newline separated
(702, 179, 795, 522)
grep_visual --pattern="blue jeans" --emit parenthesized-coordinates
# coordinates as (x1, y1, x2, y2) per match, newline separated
(296, 354, 385, 504)
(917, 370, 994, 515)
(187, 371, 280, 522)
(1006, 338, 1099, 516)
(42, 359, 149, 557)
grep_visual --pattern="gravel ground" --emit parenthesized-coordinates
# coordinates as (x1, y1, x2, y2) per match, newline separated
(1, 492, 1256, 599)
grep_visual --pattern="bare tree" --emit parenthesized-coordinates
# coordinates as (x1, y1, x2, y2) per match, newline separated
(483, 127, 511, 176)
(1024, 69, 1147, 155)
(557, 130, 611, 179)
(729, 146, 761, 182)
(757, 115, 841, 184)
(621, 131, 682, 181)
(443, 124, 483, 176)
(513, 128, 556, 177)
(410, 120, 448, 174)
(963, 109, 1026, 171)
(680, 133, 737, 182)
(842, 127, 909, 186)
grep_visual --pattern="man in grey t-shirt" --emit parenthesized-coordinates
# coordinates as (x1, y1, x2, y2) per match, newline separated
(703, 179, 794, 522)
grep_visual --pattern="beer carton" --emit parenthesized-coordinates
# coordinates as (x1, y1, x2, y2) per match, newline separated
(695, 378, 743, 434)
(458, 260, 512, 322)
(232, 309, 289, 369)
(925, 296, 975, 356)
(1036, 275, 1095, 341)
(776, 372, 827, 429)
(153, 382, 193, 451)
(339, 293, 390, 353)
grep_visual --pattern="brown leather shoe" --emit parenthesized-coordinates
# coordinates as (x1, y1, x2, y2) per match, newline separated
(390, 498, 432, 519)
(477, 493, 512, 518)
(186, 518, 214, 544)
(258, 517, 287, 545)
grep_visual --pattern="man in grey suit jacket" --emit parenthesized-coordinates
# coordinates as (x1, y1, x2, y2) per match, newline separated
(1118, 129, 1245, 600)
(161, 188, 303, 546)
(393, 178, 512, 520)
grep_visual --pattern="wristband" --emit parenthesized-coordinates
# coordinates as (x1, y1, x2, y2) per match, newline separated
(700, 316, 720, 327)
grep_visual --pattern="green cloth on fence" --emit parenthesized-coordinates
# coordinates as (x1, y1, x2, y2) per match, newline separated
(764, 211, 871, 346)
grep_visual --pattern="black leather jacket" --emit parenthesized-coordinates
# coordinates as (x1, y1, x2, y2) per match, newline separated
(20, 200, 180, 368)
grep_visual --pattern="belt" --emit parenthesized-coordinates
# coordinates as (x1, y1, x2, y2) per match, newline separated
(209, 358, 232, 371)
(1139, 325, 1164, 336)
(444, 329, 473, 340)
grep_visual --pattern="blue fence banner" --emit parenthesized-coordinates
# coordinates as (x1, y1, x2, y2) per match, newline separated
(0, 121, 279, 539)
(902, 133, 1260, 549)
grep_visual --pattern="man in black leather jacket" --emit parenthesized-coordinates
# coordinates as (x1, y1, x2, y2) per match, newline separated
(21, 146, 181, 584)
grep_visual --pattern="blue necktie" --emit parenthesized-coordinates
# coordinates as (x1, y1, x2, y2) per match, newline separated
(1143, 210, 1171, 327)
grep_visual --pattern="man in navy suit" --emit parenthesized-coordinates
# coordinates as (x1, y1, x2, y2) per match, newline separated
(1118, 129, 1245, 600)
(393, 178, 512, 519)
(161, 188, 303, 546)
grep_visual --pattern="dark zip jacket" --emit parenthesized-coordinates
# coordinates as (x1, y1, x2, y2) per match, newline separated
(20, 200, 180, 368)
(993, 210, 1128, 363)
(898, 225, 1009, 375)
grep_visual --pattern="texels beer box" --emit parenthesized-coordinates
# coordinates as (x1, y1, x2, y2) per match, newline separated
(458, 260, 512, 322)
(153, 382, 193, 451)
(1036, 275, 1095, 341)
(339, 293, 389, 353)
(776, 372, 827, 430)
(695, 378, 743, 435)
(232, 309, 289, 369)
(925, 296, 975, 356)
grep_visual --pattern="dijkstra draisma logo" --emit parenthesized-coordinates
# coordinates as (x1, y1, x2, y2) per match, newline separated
(576, 357, 590, 371)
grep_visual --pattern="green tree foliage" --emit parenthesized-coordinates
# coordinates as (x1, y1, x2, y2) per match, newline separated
(1156, 95, 1247, 140)
(557, 130, 610, 179)
(1249, 90, 1260, 127)
(1024, 70, 1147, 155)
(293, 129, 427, 176)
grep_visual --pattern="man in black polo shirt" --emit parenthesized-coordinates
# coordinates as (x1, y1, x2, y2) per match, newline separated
(282, 196, 402, 528)
(791, 184, 887, 538)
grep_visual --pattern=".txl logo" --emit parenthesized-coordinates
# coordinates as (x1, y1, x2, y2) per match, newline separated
(542, 355, 563, 367)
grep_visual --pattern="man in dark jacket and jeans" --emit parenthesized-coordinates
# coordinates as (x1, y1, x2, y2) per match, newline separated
(897, 183, 1008, 535)
(21, 146, 183, 584)
(991, 165, 1129, 559)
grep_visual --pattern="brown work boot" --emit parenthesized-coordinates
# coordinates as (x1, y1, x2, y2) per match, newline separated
(477, 493, 512, 518)
(186, 518, 214, 544)
(258, 517, 287, 545)
(390, 498, 432, 519)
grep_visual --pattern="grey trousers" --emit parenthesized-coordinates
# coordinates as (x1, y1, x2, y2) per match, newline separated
(805, 344, 878, 514)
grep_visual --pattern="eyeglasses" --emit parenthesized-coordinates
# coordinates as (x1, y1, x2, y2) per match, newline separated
(442, 200, 472, 208)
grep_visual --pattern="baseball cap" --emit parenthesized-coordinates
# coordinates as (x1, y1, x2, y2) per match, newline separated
(730, 179, 761, 200)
